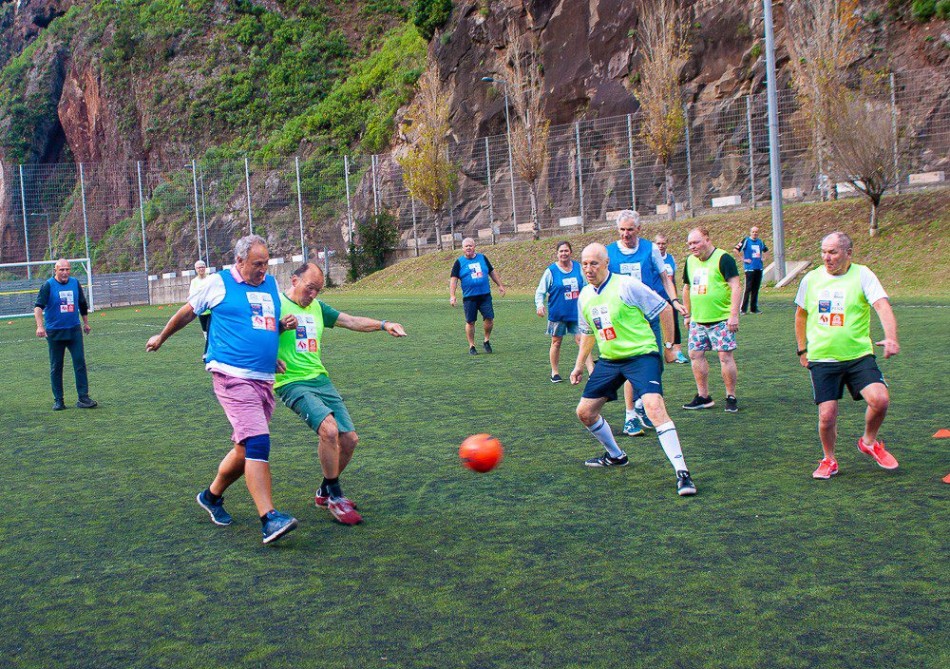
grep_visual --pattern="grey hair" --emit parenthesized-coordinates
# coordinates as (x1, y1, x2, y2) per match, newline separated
(616, 209, 640, 226)
(822, 231, 853, 252)
(234, 234, 267, 261)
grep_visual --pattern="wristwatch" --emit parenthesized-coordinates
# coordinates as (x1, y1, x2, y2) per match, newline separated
(664, 342, 674, 349)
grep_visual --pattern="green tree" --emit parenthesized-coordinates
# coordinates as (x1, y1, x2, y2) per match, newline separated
(347, 211, 400, 282)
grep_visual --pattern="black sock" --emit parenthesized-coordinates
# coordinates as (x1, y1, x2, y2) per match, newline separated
(204, 489, 222, 505)
(260, 512, 272, 524)
(323, 477, 342, 499)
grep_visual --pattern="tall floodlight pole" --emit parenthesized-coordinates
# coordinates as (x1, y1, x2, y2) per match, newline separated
(481, 77, 517, 231)
(763, 0, 786, 281)
(190, 160, 202, 261)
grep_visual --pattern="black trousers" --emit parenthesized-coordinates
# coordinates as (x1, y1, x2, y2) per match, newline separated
(742, 270, 763, 313)
(47, 326, 88, 401)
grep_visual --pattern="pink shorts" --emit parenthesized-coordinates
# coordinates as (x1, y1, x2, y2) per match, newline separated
(211, 372, 275, 444)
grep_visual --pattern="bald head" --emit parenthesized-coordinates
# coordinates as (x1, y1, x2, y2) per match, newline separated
(53, 258, 71, 283)
(288, 262, 325, 307)
(580, 243, 610, 287)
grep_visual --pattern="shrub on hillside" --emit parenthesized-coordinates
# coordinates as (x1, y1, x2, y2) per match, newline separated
(412, 0, 453, 40)
(911, 0, 936, 20)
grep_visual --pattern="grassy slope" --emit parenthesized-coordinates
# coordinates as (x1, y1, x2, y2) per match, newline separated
(346, 188, 950, 298)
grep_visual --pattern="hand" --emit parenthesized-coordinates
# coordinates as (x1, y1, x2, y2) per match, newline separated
(83, 324, 91, 335)
(799, 352, 809, 368)
(449, 295, 456, 307)
(279, 314, 298, 332)
(146, 335, 163, 352)
(727, 315, 739, 333)
(384, 322, 407, 337)
(674, 301, 688, 316)
(498, 285, 507, 297)
(570, 367, 584, 385)
(875, 338, 900, 359)
(276, 359, 287, 374)
(664, 348, 676, 364)
(743, 258, 751, 264)
(536, 306, 545, 318)
(36, 326, 46, 338)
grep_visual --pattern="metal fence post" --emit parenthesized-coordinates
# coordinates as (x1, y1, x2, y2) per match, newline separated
(410, 197, 419, 257)
(295, 156, 307, 259)
(889, 73, 901, 194)
(746, 96, 756, 208)
(575, 121, 585, 232)
(446, 145, 456, 250)
(627, 114, 637, 210)
(191, 159, 202, 260)
(18, 164, 31, 278)
(79, 163, 93, 309)
(372, 153, 379, 217)
(484, 137, 496, 244)
(199, 167, 209, 265)
(344, 156, 354, 247)
(136, 161, 149, 278)
(244, 157, 253, 234)
(684, 104, 694, 216)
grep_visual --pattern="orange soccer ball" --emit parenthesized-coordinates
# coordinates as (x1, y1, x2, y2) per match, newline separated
(459, 434, 504, 473)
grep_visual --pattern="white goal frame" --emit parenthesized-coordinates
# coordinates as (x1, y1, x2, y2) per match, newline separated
(0, 258, 93, 318)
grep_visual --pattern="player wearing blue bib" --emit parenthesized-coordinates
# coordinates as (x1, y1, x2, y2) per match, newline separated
(605, 211, 687, 436)
(655, 233, 689, 365)
(449, 237, 506, 355)
(534, 241, 593, 382)
(147, 235, 300, 545)
(34, 259, 96, 410)
(734, 226, 769, 314)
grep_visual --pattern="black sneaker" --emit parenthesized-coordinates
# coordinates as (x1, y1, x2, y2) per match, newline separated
(469, 346, 478, 356)
(483, 340, 493, 354)
(584, 452, 629, 467)
(52, 399, 66, 411)
(682, 395, 715, 410)
(677, 470, 697, 496)
(725, 395, 739, 413)
(550, 374, 562, 383)
(76, 396, 98, 409)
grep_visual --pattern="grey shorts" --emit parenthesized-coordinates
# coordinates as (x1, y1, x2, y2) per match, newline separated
(276, 377, 355, 434)
(546, 321, 579, 337)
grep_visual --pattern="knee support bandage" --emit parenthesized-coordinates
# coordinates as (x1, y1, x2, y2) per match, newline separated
(244, 434, 271, 462)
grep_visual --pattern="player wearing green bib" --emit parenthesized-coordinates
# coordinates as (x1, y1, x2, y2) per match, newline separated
(794, 232, 900, 480)
(276, 263, 407, 524)
(682, 227, 742, 412)
(570, 244, 697, 496)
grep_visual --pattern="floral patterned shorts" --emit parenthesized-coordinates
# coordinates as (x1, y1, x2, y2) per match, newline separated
(688, 320, 737, 352)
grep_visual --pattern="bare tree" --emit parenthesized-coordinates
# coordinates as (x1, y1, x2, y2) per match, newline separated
(785, 0, 860, 200)
(397, 67, 458, 251)
(825, 94, 905, 236)
(503, 24, 549, 240)
(633, 0, 690, 220)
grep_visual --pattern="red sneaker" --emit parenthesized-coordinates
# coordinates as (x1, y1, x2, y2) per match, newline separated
(812, 457, 839, 479)
(316, 490, 359, 509)
(858, 438, 899, 470)
(327, 497, 363, 525)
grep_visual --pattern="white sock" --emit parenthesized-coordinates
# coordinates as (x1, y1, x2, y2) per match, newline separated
(587, 417, 624, 459)
(634, 399, 644, 412)
(655, 421, 688, 472)
(625, 408, 637, 421)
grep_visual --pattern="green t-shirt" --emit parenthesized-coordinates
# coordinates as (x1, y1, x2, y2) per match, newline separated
(274, 294, 340, 389)
(685, 248, 735, 323)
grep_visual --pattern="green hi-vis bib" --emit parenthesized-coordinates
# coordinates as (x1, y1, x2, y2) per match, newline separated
(580, 277, 658, 360)
(804, 264, 874, 362)
(686, 248, 732, 323)
(275, 294, 329, 389)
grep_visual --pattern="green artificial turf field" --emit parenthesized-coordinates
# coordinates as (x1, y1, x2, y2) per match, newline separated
(1, 296, 947, 669)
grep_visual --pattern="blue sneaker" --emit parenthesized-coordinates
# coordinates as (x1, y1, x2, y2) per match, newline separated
(634, 404, 655, 430)
(675, 351, 689, 364)
(262, 510, 298, 544)
(196, 491, 232, 526)
(622, 417, 645, 436)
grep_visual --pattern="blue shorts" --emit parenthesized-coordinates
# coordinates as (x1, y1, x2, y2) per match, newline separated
(463, 293, 494, 323)
(546, 321, 579, 337)
(582, 353, 664, 401)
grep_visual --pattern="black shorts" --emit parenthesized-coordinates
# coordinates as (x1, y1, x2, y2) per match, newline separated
(808, 355, 886, 404)
(463, 293, 494, 323)
(582, 353, 664, 401)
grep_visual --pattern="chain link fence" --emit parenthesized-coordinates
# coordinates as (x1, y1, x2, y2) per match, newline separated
(1, 67, 947, 290)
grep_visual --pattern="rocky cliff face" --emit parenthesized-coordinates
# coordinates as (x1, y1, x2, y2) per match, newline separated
(0, 0, 947, 269)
